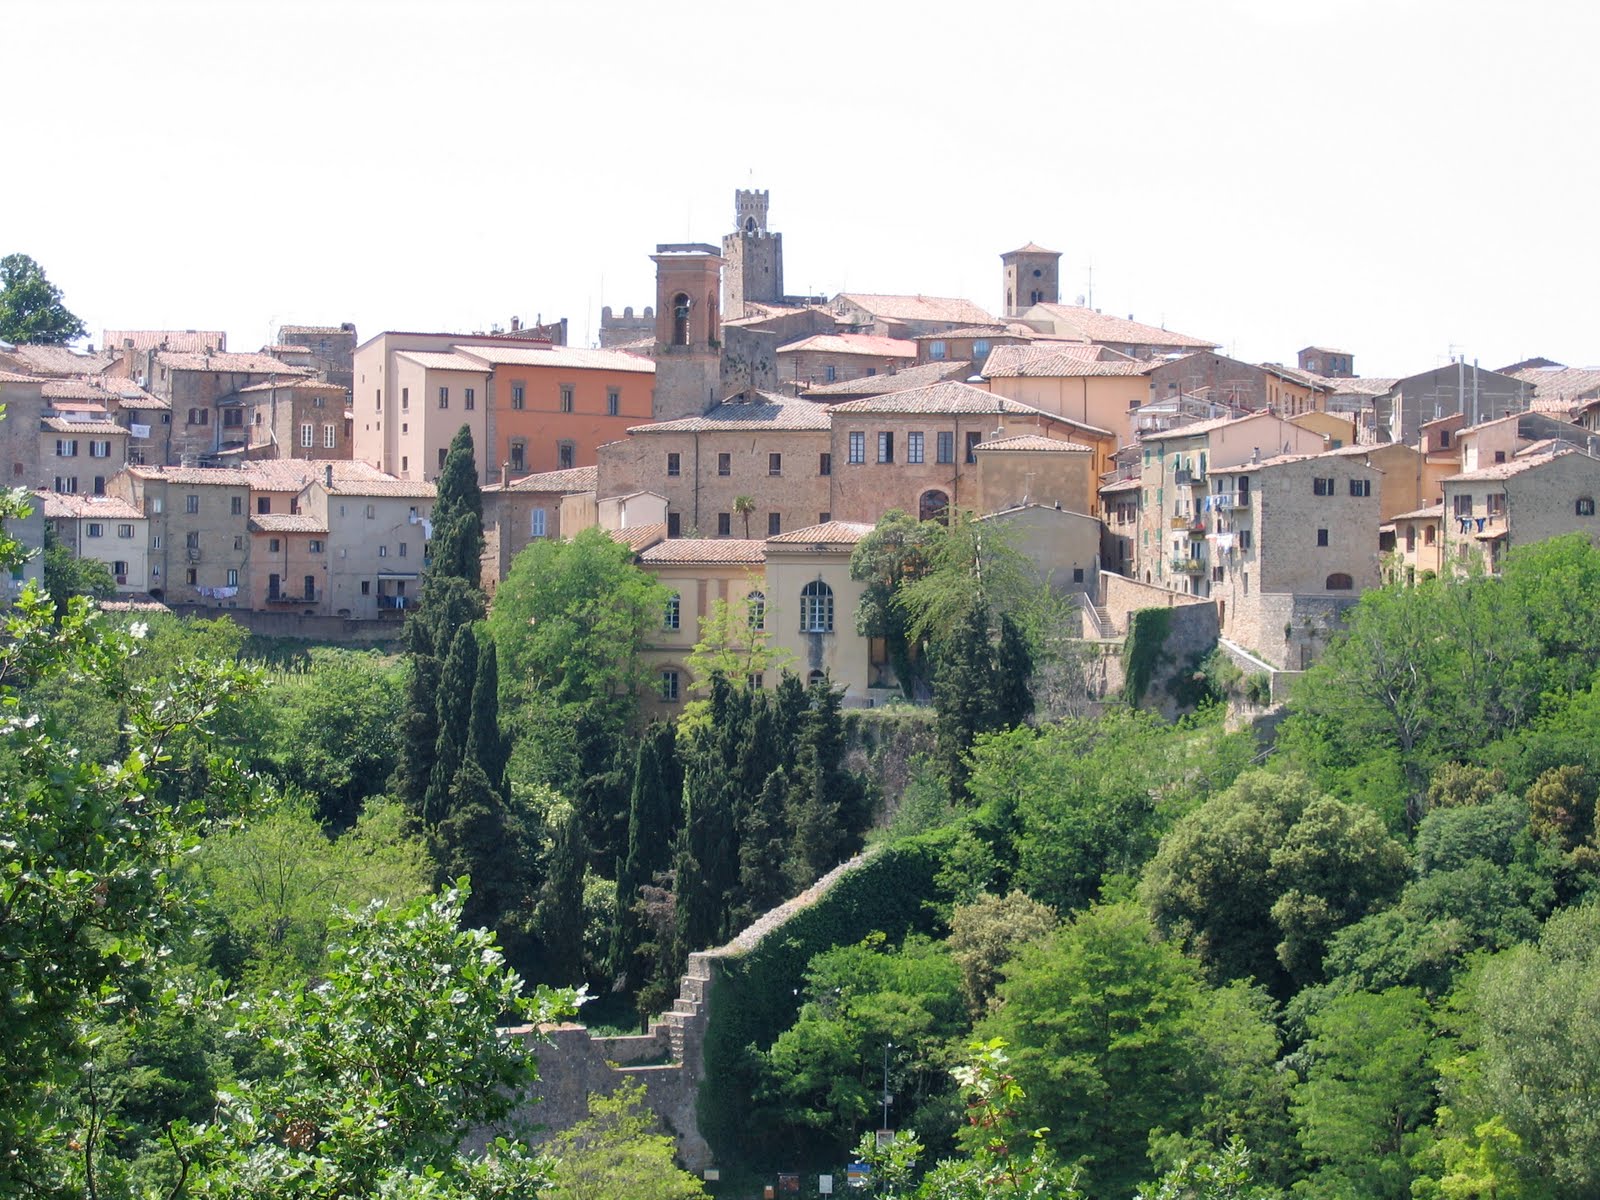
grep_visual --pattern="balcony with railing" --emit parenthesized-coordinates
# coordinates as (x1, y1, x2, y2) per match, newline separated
(1169, 556, 1205, 574)
(266, 590, 318, 605)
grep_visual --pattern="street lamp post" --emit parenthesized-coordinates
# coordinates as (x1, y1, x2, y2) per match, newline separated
(880, 1041, 893, 1134)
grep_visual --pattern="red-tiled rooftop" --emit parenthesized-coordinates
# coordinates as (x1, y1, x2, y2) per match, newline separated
(766, 520, 875, 546)
(775, 333, 917, 358)
(638, 538, 767, 565)
(486, 465, 598, 494)
(629, 394, 830, 434)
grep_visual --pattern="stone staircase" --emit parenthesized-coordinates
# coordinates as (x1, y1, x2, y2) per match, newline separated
(642, 952, 714, 1067)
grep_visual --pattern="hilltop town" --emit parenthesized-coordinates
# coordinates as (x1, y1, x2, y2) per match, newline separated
(4, 189, 1598, 696)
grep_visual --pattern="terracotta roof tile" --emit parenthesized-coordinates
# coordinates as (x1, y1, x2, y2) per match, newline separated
(104, 330, 226, 354)
(153, 351, 309, 374)
(249, 514, 329, 534)
(0, 345, 115, 377)
(127, 464, 254, 486)
(393, 350, 496, 372)
(488, 464, 598, 494)
(450, 344, 655, 374)
(278, 324, 349, 336)
(1002, 242, 1059, 256)
(236, 378, 350, 394)
(775, 334, 917, 358)
(1099, 477, 1142, 493)
(1443, 447, 1585, 482)
(833, 294, 998, 326)
(1509, 365, 1600, 403)
(43, 417, 124, 435)
(609, 522, 668, 551)
(629, 394, 830, 433)
(981, 345, 1155, 378)
(827, 382, 1112, 438)
(975, 433, 1092, 453)
(1024, 303, 1217, 349)
(766, 520, 875, 545)
(0, 369, 45, 383)
(1391, 503, 1445, 520)
(638, 538, 766, 565)
(803, 359, 974, 398)
(35, 492, 144, 520)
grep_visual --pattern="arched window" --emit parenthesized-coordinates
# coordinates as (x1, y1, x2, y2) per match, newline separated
(671, 293, 690, 346)
(919, 490, 950, 523)
(747, 590, 766, 631)
(807, 669, 826, 687)
(800, 580, 834, 633)
(1325, 573, 1354, 591)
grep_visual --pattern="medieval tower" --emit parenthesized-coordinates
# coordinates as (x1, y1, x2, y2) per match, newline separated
(721, 189, 784, 320)
(1000, 242, 1062, 317)
(650, 243, 724, 421)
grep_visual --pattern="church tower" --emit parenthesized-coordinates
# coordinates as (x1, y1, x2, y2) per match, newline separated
(651, 243, 724, 421)
(1001, 243, 1062, 317)
(722, 188, 784, 320)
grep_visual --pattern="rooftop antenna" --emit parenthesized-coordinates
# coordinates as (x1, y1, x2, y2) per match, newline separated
(1086, 264, 1094, 310)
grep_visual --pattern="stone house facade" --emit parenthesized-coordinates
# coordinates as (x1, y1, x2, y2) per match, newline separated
(481, 464, 598, 592)
(41, 416, 126, 496)
(37, 492, 149, 592)
(776, 334, 915, 391)
(248, 513, 329, 614)
(276, 323, 358, 391)
(118, 350, 309, 465)
(1206, 452, 1382, 668)
(109, 465, 253, 609)
(1388, 503, 1445, 583)
(1439, 448, 1600, 576)
(972, 434, 1101, 517)
(302, 471, 435, 620)
(241, 379, 351, 462)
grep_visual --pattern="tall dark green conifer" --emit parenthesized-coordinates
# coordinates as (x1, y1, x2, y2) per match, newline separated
(737, 765, 793, 925)
(436, 757, 520, 940)
(994, 614, 1035, 729)
(933, 602, 999, 796)
(536, 803, 589, 986)
(424, 625, 479, 828)
(429, 425, 486, 583)
(784, 678, 863, 884)
(675, 677, 742, 951)
(609, 722, 681, 983)
(394, 576, 484, 817)
(468, 634, 508, 795)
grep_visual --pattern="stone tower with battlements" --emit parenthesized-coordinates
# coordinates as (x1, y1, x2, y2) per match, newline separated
(722, 189, 784, 321)
(1001, 242, 1062, 317)
(651, 243, 724, 421)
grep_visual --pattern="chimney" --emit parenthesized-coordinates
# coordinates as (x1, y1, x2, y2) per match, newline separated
(1251, 446, 1260, 463)
(324, 463, 333, 488)
(501, 461, 510, 487)
(511, 316, 521, 332)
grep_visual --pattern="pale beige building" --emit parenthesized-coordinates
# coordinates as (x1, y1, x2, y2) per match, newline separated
(763, 521, 888, 703)
(300, 469, 435, 619)
(37, 492, 150, 592)
(1387, 504, 1445, 583)
(973, 434, 1102, 518)
(980, 503, 1103, 595)
(41, 416, 127, 495)
(980, 344, 1152, 442)
(481, 464, 598, 593)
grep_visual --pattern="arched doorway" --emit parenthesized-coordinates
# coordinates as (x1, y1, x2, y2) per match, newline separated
(919, 489, 950, 523)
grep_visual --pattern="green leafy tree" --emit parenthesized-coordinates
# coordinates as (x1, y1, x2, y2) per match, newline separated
(188, 888, 577, 1199)
(1290, 987, 1436, 1200)
(1135, 1138, 1283, 1200)
(733, 493, 756, 539)
(535, 800, 590, 986)
(946, 890, 1058, 1017)
(41, 523, 115, 614)
(1142, 770, 1407, 992)
(0, 253, 86, 344)
(851, 509, 945, 698)
(542, 1079, 709, 1200)
(429, 424, 486, 583)
(685, 587, 794, 687)
(980, 902, 1206, 1200)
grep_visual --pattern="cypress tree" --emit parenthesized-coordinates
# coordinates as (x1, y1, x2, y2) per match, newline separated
(933, 602, 998, 796)
(424, 624, 478, 828)
(675, 682, 741, 951)
(609, 722, 681, 982)
(737, 765, 793, 925)
(435, 757, 520, 939)
(536, 803, 589, 986)
(468, 631, 508, 796)
(784, 678, 860, 885)
(429, 425, 486, 583)
(395, 576, 484, 816)
(994, 614, 1035, 729)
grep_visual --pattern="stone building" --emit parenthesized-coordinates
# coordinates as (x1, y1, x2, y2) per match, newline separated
(598, 305, 655, 349)
(777, 333, 915, 391)
(1000, 243, 1061, 317)
(109, 465, 254, 609)
(276, 324, 358, 391)
(651, 244, 724, 422)
(1439, 447, 1600, 576)
(823, 382, 1112, 524)
(41, 415, 127, 495)
(972, 434, 1102, 518)
(722, 189, 784, 321)
(828, 294, 998, 340)
(980, 345, 1153, 443)
(801, 359, 973, 403)
(1388, 503, 1445, 583)
(1144, 351, 1333, 416)
(597, 392, 831, 539)
(1206, 450, 1383, 668)
(913, 326, 1034, 372)
(1375, 363, 1531, 445)
(300, 468, 435, 619)
(37, 492, 149, 592)
(117, 349, 310, 465)
(481, 464, 598, 591)
(1298, 346, 1355, 378)
(0, 371, 46, 487)
(240, 378, 352, 462)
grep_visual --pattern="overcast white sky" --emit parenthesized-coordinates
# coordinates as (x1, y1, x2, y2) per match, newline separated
(7, 0, 1597, 376)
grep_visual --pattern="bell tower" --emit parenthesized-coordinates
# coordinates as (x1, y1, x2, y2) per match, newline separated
(722, 188, 784, 320)
(651, 243, 724, 421)
(1001, 242, 1062, 317)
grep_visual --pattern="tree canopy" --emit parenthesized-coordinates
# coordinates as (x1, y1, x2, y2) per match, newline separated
(0, 253, 86, 345)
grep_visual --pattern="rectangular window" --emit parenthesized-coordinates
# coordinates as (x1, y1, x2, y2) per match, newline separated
(233, 534, 245, 550)
(186, 568, 197, 585)
(718, 452, 731, 476)
(226, 568, 239, 587)
(1316, 528, 1329, 547)
(819, 511, 831, 523)
(439, 447, 449, 470)
(269, 537, 281, 552)
(511, 383, 526, 410)
(301, 423, 314, 447)
(510, 442, 526, 472)
(1349, 478, 1371, 497)
(464, 387, 475, 410)
(769, 452, 782, 476)
(309, 539, 323, 553)
(116, 523, 133, 539)
(667, 452, 681, 477)
(937, 431, 954, 463)
(819, 452, 832, 476)
(667, 511, 681, 537)
(965, 431, 982, 464)
(825, 364, 837, 383)
(399, 541, 408, 557)
(324, 424, 336, 448)
(186, 494, 199, 514)
(767, 512, 781, 536)
(86, 522, 103, 538)
(1579, 497, 1596, 517)
(93, 476, 104, 496)
(664, 594, 680, 630)
(231, 496, 243, 515)
(660, 670, 680, 702)
(258, 496, 271, 514)
(1240, 529, 1254, 550)
(56, 438, 78, 457)
(379, 545, 387, 557)
(113, 560, 128, 577)
(1453, 494, 1473, 517)
(877, 432, 894, 464)
(848, 432, 866, 464)
(438, 386, 449, 408)
(718, 512, 731, 535)
(1487, 493, 1506, 517)
(89, 440, 110, 458)
(223, 408, 243, 428)
(530, 508, 547, 538)
(1313, 477, 1335, 496)
(558, 442, 574, 469)
(907, 431, 925, 463)
(929, 340, 947, 360)
(401, 387, 409, 410)
(607, 388, 620, 416)
(560, 385, 574, 413)
(185, 531, 200, 550)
